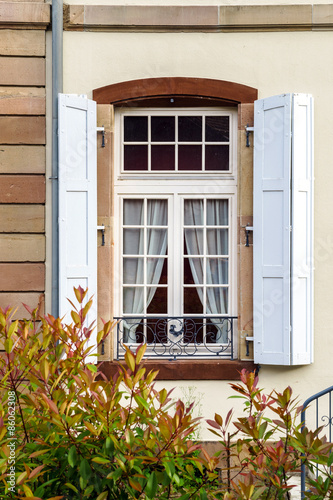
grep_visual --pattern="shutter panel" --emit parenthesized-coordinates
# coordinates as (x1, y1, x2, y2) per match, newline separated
(253, 94, 292, 365)
(291, 94, 314, 364)
(58, 94, 97, 350)
(253, 93, 313, 365)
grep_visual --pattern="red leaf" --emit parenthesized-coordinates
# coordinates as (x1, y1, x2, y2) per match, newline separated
(41, 394, 59, 414)
(207, 419, 221, 430)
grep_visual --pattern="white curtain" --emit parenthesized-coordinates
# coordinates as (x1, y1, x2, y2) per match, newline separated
(184, 199, 228, 343)
(123, 199, 167, 342)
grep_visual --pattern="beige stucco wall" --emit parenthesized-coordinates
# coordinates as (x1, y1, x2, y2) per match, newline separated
(67, 0, 333, 5)
(63, 27, 333, 439)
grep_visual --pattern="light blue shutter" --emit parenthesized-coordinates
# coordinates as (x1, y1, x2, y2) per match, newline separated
(291, 94, 314, 364)
(58, 94, 97, 349)
(253, 94, 313, 365)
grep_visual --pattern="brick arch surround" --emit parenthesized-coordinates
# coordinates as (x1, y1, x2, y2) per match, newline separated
(93, 77, 257, 105)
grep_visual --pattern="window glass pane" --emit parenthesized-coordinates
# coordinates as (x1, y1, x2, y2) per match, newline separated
(206, 200, 228, 226)
(123, 287, 144, 314)
(151, 145, 175, 171)
(178, 116, 202, 142)
(205, 116, 229, 142)
(147, 287, 167, 314)
(147, 199, 168, 225)
(123, 258, 144, 284)
(206, 319, 228, 344)
(123, 229, 143, 254)
(206, 258, 228, 284)
(123, 200, 143, 225)
(184, 287, 203, 314)
(205, 145, 229, 171)
(147, 258, 167, 284)
(124, 145, 148, 171)
(206, 287, 228, 314)
(207, 229, 228, 255)
(184, 229, 203, 255)
(124, 116, 148, 142)
(151, 116, 175, 142)
(147, 229, 168, 255)
(178, 145, 202, 171)
(184, 258, 203, 284)
(184, 200, 203, 225)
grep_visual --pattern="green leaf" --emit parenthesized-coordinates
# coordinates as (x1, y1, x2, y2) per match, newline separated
(145, 471, 158, 499)
(200, 488, 208, 500)
(34, 486, 45, 497)
(92, 457, 111, 464)
(67, 446, 78, 468)
(64, 483, 79, 494)
(107, 467, 123, 481)
(164, 461, 175, 479)
(328, 452, 333, 467)
(86, 363, 97, 373)
(134, 394, 149, 411)
(80, 458, 92, 480)
(124, 349, 135, 372)
(84, 485, 94, 496)
(80, 476, 88, 490)
(71, 310, 81, 325)
(105, 436, 114, 455)
(96, 493, 108, 500)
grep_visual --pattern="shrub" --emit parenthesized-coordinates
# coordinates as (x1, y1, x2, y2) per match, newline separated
(0, 287, 219, 499)
(208, 370, 333, 499)
(1, 287, 333, 500)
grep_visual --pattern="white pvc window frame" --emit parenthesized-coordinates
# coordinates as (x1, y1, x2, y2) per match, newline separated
(114, 107, 238, 353)
(115, 107, 238, 179)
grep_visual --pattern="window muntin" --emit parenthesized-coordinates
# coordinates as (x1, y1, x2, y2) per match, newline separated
(121, 110, 233, 173)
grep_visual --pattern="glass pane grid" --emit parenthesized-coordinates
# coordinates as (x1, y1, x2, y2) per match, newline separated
(122, 198, 168, 315)
(122, 112, 231, 172)
(183, 199, 229, 316)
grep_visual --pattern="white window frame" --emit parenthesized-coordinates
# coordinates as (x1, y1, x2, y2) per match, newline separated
(114, 107, 238, 355)
(115, 108, 237, 180)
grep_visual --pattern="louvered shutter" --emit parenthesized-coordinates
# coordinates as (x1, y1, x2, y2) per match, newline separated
(58, 94, 97, 350)
(253, 93, 313, 365)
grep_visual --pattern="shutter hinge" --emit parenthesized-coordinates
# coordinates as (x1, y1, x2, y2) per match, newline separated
(97, 225, 105, 246)
(245, 225, 253, 247)
(245, 336, 254, 357)
(96, 126, 105, 148)
(245, 124, 254, 147)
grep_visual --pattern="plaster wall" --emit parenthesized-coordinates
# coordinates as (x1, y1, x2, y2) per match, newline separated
(67, 0, 333, 5)
(63, 28, 333, 439)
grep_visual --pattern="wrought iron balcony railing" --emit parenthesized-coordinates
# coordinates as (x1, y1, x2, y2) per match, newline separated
(114, 316, 237, 360)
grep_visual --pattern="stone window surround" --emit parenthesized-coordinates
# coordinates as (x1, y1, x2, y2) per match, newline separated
(94, 77, 257, 380)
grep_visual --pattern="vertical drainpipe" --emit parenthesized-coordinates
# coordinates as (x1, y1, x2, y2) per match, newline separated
(51, 0, 63, 318)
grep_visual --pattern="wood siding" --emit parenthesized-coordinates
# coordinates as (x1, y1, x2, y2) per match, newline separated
(0, 3, 49, 316)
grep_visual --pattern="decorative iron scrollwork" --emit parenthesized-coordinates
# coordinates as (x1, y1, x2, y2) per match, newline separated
(114, 316, 237, 360)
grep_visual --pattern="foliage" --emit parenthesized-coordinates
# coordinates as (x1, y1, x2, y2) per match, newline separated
(0, 287, 219, 499)
(1, 287, 333, 499)
(207, 370, 333, 500)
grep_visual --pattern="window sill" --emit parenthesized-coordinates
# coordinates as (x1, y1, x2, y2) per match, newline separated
(98, 359, 258, 381)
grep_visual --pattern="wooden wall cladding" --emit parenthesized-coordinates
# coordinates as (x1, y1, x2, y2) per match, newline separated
(0, 9, 49, 314)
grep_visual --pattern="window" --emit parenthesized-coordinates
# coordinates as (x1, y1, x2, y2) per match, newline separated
(114, 108, 237, 358)
(122, 111, 231, 172)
